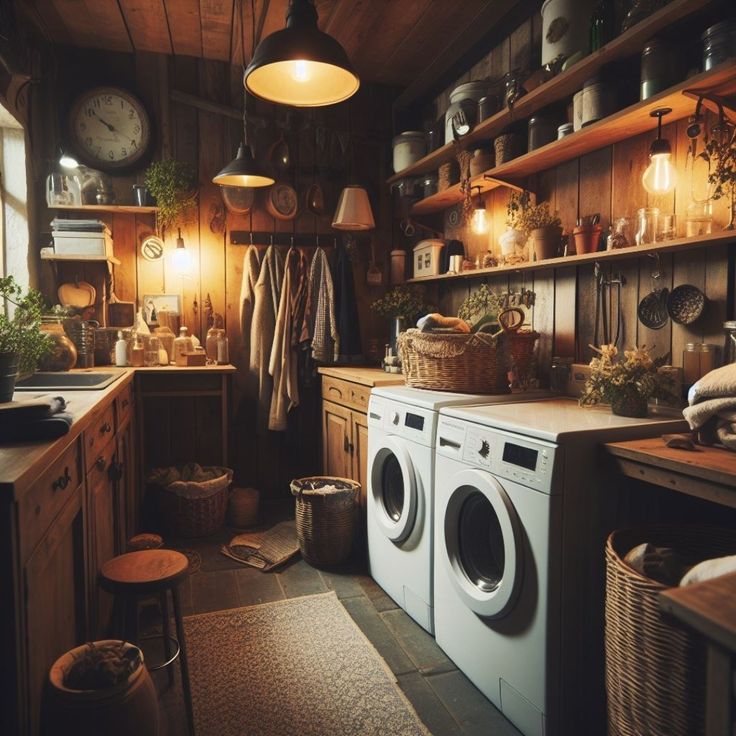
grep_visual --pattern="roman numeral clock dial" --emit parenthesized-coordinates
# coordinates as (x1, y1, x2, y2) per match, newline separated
(68, 86, 152, 172)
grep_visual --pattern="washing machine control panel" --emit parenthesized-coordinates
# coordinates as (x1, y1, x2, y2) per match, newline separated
(368, 396, 436, 446)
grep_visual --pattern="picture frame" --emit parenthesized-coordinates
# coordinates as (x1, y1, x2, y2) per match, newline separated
(141, 293, 181, 326)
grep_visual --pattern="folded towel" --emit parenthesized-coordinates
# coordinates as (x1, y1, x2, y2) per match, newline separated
(682, 398, 736, 450)
(0, 412, 74, 443)
(680, 554, 736, 586)
(0, 395, 67, 425)
(688, 363, 736, 405)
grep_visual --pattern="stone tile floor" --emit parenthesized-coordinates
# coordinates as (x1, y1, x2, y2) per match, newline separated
(145, 503, 521, 736)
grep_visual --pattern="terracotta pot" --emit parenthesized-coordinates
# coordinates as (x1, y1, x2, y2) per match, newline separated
(611, 391, 648, 418)
(532, 225, 562, 261)
(573, 225, 603, 254)
(43, 641, 160, 736)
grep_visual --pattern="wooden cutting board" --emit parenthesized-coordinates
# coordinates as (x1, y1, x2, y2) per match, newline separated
(58, 281, 95, 308)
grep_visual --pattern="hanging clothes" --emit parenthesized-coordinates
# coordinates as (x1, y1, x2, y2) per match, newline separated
(269, 247, 308, 431)
(249, 245, 284, 432)
(301, 246, 339, 364)
(239, 245, 262, 384)
(333, 242, 363, 363)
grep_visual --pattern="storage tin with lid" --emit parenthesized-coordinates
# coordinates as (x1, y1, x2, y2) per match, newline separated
(557, 122, 574, 139)
(392, 131, 426, 173)
(640, 39, 678, 100)
(702, 20, 736, 71)
(528, 116, 557, 151)
(540, 0, 596, 66)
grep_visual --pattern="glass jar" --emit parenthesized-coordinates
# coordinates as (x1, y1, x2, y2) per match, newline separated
(683, 343, 717, 385)
(550, 357, 573, 394)
(206, 327, 222, 362)
(173, 326, 194, 365)
(657, 213, 677, 240)
(723, 321, 736, 365)
(635, 207, 659, 245)
(143, 335, 160, 367)
(685, 201, 713, 238)
(217, 333, 230, 365)
(607, 216, 632, 250)
(503, 69, 525, 108)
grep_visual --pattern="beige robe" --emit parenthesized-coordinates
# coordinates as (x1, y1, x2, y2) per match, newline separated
(239, 245, 262, 401)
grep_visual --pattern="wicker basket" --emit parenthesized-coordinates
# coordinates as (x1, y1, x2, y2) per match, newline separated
(398, 328, 509, 394)
(605, 525, 736, 736)
(494, 132, 524, 165)
(507, 329, 539, 386)
(154, 466, 233, 538)
(291, 476, 360, 566)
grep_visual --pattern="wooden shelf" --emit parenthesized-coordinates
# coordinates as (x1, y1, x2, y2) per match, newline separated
(52, 204, 158, 215)
(41, 252, 121, 266)
(388, 0, 714, 186)
(406, 230, 736, 283)
(410, 62, 736, 216)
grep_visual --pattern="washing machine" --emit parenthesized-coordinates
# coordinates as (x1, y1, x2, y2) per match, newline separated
(367, 386, 550, 634)
(434, 398, 687, 736)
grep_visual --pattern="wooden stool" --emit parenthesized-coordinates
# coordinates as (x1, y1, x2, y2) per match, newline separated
(100, 550, 194, 736)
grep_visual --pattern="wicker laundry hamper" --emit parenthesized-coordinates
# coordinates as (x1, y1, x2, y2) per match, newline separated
(605, 525, 736, 736)
(398, 329, 509, 394)
(507, 329, 539, 386)
(290, 476, 360, 566)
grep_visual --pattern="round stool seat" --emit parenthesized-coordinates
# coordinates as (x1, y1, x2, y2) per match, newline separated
(101, 550, 189, 593)
(127, 533, 164, 551)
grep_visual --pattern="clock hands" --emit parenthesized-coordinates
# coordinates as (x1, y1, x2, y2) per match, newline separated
(89, 108, 137, 147)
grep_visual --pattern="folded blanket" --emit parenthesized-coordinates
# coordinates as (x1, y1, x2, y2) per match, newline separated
(0, 412, 74, 443)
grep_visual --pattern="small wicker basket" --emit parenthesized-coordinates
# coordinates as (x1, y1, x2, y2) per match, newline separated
(398, 329, 509, 394)
(605, 525, 736, 736)
(291, 477, 360, 567)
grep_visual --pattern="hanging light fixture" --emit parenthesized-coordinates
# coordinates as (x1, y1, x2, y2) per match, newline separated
(332, 185, 374, 231)
(642, 107, 677, 196)
(171, 228, 193, 275)
(471, 186, 488, 234)
(244, 0, 359, 107)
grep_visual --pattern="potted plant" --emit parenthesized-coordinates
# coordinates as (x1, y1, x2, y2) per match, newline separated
(579, 344, 673, 417)
(370, 286, 431, 355)
(0, 277, 52, 402)
(499, 190, 531, 264)
(44, 640, 159, 736)
(516, 199, 563, 261)
(701, 121, 736, 229)
(143, 158, 197, 235)
(457, 284, 501, 331)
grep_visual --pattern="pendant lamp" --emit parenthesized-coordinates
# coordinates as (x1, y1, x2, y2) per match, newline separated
(642, 107, 677, 196)
(332, 185, 374, 231)
(244, 0, 360, 107)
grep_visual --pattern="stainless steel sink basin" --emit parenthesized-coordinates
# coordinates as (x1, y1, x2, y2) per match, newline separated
(14, 372, 123, 391)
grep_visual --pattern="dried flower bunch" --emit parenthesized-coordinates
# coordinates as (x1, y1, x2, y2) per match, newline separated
(370, 286, 431, 320)
(64, 642, 141, 690)
(579, 344, 672, 407)
(457, 284, 502, 325)
(701, 115, 736, 201)
(506, 190, 561, 236)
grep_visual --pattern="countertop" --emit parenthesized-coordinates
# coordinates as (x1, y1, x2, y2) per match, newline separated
(0, 364, 236, 500)
(317, 365, 404, 388)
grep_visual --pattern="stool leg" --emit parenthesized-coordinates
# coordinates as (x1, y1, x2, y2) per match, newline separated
(172, 584, 195, 736)
(160, 590, 174, 686)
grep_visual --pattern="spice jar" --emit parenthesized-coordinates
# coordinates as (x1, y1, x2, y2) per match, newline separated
(683, 343, 717, 385)
(635, 207, 659, 245)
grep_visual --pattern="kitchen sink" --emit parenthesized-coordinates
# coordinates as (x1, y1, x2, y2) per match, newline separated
(14, 372, 123, 391)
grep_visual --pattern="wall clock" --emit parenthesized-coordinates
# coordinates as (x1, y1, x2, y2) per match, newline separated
(67, 86, 152, 172)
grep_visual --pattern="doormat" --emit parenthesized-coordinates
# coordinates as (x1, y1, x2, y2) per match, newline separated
(220, 520, 299, 571)
(184, 592, 430, 736)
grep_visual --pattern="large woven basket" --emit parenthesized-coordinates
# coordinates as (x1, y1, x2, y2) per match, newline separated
(605, 525, 736, 736)
(291, 476, 360, 567)
(155, 467, 233, 538)
(507, 330, 539, 386)
(398, 328, 509, 394)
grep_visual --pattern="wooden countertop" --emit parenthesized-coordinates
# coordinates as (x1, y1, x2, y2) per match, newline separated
(604, 437, 736, 508)
(317, 366, 404, 388)
(0, 364, 236, 500)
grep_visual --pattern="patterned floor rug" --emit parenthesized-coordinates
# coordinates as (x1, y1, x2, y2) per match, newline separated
(184, 592, 430, 736)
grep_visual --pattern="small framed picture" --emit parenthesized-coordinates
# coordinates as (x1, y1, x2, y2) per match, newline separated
(141, 294, 181, 326)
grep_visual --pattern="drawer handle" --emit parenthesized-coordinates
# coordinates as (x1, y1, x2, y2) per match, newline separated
(328, 386, 343, 398)
(343, 436, 354, 455)
(100, 421, 112, 435)
(52, 467, 71, 492)
(95, 456, 106, 471)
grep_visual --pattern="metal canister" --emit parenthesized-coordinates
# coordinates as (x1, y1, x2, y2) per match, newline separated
(702, 20, 736, 71)
(641, 38, 678, 100)
(478, 94, 499, 122)
(557, 122, 574, 139)
(581, 79, 609, 126)
(528, 116, 557, 151)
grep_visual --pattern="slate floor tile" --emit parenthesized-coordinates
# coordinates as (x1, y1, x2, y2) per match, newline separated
(234, 565, 285, 606)
(318, 568, 366, 599)
(189, 569, 240, 614)
(381, 608, 456, 675)
(277, 558, 328, 598)
(357, 575, 401, 612)
(398, 671, 462, 736)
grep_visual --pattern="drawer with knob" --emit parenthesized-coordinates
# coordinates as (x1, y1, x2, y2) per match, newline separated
(321, 376, 371, 414)
(19, 438, 82, 561)
(86, 433, 117, 488)
(85, 402, 115, 472)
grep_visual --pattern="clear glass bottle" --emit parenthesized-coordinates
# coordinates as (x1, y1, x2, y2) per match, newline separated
(635, 207, 659, 245)
(144, 335, 160, 367)
(131, 336, 144, 367)
(173, 326, 194, 365)
(206, 327, 221, 363)
(217, 332, 230, 365)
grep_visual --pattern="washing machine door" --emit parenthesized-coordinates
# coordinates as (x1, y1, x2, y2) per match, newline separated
(443, 468, 523, 619)
(370, 436, 417, 543)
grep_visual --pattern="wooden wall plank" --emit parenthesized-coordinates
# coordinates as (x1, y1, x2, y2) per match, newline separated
(200, 0, 235, 62)
(111, 213, 138, 302)
(164, 0, 203, 57)
(119, 0, 173, 55)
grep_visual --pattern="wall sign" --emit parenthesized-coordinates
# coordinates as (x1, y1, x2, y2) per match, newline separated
(141, 234, 165, 262)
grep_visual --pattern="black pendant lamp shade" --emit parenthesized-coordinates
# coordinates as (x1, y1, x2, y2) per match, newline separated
(244, 0, 360, 107)
(212, 142, 274, 188)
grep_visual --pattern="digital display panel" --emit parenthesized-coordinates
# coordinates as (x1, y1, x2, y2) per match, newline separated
(502, 442, 538, 471)
(404, 413, 425, 431)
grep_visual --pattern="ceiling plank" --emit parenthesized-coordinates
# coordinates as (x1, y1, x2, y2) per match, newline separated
(258, 0, 288, 43)
(41, 0, 131, 52)
(119, 0, 173, 55)
(323, 0, 392, 62)
(24, 0, 73, 45)
(164, 0, 202, 57)
(200, 0, 234, 62)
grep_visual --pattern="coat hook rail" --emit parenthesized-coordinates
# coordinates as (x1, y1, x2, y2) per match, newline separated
(230, 231, 367, 248)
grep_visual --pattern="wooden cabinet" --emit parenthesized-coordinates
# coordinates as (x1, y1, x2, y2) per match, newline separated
(351, 411, 370, 512)
(322, 399, 353, 481)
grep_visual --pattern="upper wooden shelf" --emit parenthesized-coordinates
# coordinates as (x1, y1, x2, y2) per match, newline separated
(406, 230, 736, 283)
(53, 204, 158, 214)
(411, 61, 736, 216)
(387, 0, 714, 186)
(41, 252, 121, 266)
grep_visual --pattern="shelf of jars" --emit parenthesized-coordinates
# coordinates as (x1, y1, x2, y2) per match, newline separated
(409, 61, 736, 216)
(405, 230, 736, 284)
(387, 0, 715, 187)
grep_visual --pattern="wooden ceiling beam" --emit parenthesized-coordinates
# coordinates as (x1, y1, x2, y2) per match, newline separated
(118, 0, 173, 55)
(164, 0, 203, 57)
(199, 0, 235, 62)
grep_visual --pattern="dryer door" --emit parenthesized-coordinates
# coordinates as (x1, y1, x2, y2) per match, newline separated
(443, 468, 522, 619)
(370, 436, 417, 543)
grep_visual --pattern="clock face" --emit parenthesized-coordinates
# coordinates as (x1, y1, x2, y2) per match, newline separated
(68, 86, 152, 171)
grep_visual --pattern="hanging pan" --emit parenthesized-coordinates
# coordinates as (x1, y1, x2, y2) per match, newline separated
(638, 257, 669, 330)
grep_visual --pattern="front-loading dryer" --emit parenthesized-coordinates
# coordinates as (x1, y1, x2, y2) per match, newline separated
(367, 386, 550, 634)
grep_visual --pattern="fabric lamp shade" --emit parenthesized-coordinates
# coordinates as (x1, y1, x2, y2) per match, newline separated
(332, 186, 375, 231)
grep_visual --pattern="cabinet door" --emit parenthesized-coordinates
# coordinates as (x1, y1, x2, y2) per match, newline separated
(24, 487, 86, 736)
(322, 400, 352, 479)
(351, 410, 369, 513)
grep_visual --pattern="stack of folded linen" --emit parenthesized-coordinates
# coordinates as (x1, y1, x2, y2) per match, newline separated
(683, 363, 736, 450)
(0, 396, 73, 443)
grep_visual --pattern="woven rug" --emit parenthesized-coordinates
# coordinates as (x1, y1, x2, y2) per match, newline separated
(184, 592, 430, 736)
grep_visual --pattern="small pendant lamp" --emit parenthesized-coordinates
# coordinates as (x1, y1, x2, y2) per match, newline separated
(332, 185, 375, 231)
(244, 0, 360, 107)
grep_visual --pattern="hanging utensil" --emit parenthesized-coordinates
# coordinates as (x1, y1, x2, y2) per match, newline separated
(638, 255, 669, 330)
(269, 131, 290, 172)
(367, 241, 382, 286)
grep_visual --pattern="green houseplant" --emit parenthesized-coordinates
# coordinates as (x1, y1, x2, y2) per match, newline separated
(515, 199, 562, 261)
(371, 286, 432, 356)
(701, 121, 736, 229)
(0, 277, 52, 402)
(143, 159, 197, 234)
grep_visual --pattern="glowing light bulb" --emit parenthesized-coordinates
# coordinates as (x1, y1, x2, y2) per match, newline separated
(642, 152, 677, 196)
(171, 230, 192, 276)
(472, 206, 488, 235)
(292, 60, 310, 82)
